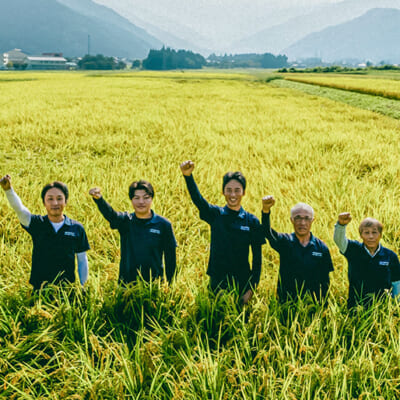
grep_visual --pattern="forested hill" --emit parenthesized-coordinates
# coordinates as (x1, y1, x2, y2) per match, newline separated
(0, 0, 162, 58)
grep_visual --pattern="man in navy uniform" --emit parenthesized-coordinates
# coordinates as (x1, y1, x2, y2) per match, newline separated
(0, 174, 90, 290)
(334, 212, 400, 308)
(180, 160, 265, 304)
(89, 180, 176, 284)
(262, 195, 333, 302)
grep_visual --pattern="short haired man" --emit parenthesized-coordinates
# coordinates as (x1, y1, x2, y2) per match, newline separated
(180, 160, 265, 304)
(262, 196, 333, 302)
(89, 180, 176, 284)
(334, 212, 400, 308)
(0, 175, 90, 290)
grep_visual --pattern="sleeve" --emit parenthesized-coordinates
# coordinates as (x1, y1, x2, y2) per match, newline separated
(93, 196, 128, 230)
(76, 252, 88, 285)
(250, 241, 262, 287)
(76, 226, 90, 253)
(5, 188, 32, 227)
(163, 223, 177, 283)
(333, 223, 349, 254)
(320, 246, 334, 297)
(390, 253, 400, 283)
(183, 175, 218, 224)
(261, 211, 287, 252)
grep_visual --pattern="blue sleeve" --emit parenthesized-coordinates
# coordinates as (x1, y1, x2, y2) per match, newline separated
(261, 212, 288, 252)
(250, 241, 262, 287)
(163, 222, 177, 283)
(183, 175, 219, 224)
(93, 197, 129, 230)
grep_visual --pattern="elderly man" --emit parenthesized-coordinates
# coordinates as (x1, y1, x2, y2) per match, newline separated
(334, 212, 400, 308)
(262, 196, 333, 302)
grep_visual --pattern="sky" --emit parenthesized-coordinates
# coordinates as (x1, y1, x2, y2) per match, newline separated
(95, 0, 345, 50)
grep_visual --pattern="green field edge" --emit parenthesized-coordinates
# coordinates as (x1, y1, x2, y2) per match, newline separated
(270, 79, 400, 120)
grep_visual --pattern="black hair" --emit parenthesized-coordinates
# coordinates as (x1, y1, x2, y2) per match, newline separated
(128, 180, 154, 200)
(41, 181, 69, 202)
(222, 171, 246, 192)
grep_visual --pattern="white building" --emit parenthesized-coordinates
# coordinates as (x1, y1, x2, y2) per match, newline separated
(26, 56, 67, 70)
(3, 49, 28, 66)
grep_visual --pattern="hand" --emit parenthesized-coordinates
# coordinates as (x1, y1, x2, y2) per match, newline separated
(241, 289, 253, 305)
(0, 175, 12, 191)
(89, 187, 102, 199)
(262, 195, 275, 213)
(338, 212, 352, 226)
(180, 160, 195, 176)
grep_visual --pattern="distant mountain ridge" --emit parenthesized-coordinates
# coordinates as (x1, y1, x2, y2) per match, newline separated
(0, 0, 162, 58)
(231, 0, 400, 55)
(284, 8, 400, 63)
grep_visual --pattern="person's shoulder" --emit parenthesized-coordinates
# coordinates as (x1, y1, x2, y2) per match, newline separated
(64, 216, 87, 231)
(311, 235, 329, 249)
(380, 245, 398, 258)
(242, 209, 260, 225)
(152, 213, 173, 226)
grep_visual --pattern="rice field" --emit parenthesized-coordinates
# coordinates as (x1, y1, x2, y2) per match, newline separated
(1, 70, 400, 399)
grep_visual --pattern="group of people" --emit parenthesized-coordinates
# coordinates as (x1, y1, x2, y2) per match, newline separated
(1, 161, 400, 308)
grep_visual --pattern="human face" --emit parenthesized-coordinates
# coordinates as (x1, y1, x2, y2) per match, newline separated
(291, 209, 314, 238)
(360, 226, 381, 253)
(43, 187, 66, 222)
(131, 189, 153, 218)
(223, 179, 244, 211)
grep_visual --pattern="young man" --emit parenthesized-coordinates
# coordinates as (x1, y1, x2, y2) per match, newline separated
(262, 196, 333, 302)
(334, 212, 400, 308)
(0, 174, 90, 290)
(180, 160, 265, 304)
(89, 180, 176, 284)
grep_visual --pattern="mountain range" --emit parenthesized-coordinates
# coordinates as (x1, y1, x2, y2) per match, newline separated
(1, 0, 400, 63)
(0, 0, 161, 58)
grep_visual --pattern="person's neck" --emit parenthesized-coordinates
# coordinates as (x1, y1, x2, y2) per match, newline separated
(365, 244, 379, 255)
(48, 215, 65, 223)
(135, 211, 152, 219)
(295, 232, 311, 247)
(226, 204, 241, 212)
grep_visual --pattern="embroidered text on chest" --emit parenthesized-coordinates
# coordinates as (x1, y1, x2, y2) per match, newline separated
(240, 226, 250, 231)
(149, 228, 161, 234)
(312, 252, 323, 257)
(64, 231, 77, 237)
(379, 261, 390, 266)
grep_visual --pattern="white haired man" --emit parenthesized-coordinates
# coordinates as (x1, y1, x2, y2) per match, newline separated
(262, 196, 333, 302)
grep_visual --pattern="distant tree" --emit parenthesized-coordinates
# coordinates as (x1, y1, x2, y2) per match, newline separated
(132, 59, 141, 69)
(142, 47, 206, 70)
(78, 54, 125, 70)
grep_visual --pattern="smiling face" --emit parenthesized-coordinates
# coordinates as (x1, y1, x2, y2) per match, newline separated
(131, 189, 153, 218)
(223, 179, 244, 211)
(43, 187, 67, 222)
(291, 208, 314, 239)
(360, 226, 382, 253)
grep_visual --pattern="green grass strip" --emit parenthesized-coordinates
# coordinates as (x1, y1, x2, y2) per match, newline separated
(271, 79, 400, 120)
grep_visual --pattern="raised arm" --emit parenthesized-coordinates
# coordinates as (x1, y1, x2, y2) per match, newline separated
(261, 196, 286, 250)
(89, 187, 124, 227)
(334, 212, 351, 253)
(1, 175, 31, 227)
(180, 160, 216, 222)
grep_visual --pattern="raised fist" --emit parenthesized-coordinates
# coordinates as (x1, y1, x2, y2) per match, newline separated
(180, 160, 195, 176)
(89, 187, 102, 199)
(262, 195, 275, 213)
(338, 212, 352, 226)
(0, 175, 12, 191)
